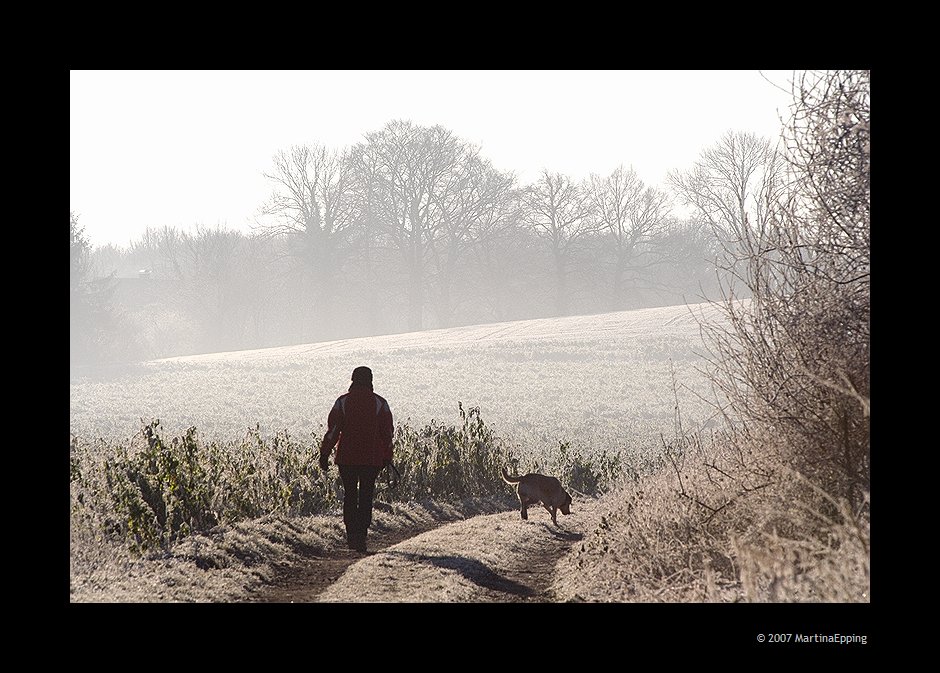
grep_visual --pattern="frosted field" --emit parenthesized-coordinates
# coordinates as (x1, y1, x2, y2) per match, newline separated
(69, 302, 723, 462)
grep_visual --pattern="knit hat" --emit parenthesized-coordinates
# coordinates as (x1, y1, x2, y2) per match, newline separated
(351, 366, 373, 385)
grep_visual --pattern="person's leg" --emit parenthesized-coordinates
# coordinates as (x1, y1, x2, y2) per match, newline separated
(338, 465, 362, 549)
(355, 466, 382, 550)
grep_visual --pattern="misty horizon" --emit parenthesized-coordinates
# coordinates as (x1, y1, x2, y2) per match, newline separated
(72, 119, 766, 364)
(70, 70, 794, 249)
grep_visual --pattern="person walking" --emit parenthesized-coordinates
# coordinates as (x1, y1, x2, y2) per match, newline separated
(319, 366, 394, 553)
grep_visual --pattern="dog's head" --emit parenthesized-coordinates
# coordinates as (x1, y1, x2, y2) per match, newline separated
(560, 492, 572, 515)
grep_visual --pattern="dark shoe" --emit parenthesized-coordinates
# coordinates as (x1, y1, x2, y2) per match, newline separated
(353, 532, 367, 553)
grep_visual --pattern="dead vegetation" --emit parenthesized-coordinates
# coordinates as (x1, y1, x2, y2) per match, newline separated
(554, 70, 870, 603)
(552, 427, 869, 602)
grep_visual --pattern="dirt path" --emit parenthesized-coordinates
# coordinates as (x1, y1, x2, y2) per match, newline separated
(250, 498, 601, 603)
(252, 524, 442, 603)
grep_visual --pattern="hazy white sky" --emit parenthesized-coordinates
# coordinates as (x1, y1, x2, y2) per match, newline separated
(70, 69, 797, 248)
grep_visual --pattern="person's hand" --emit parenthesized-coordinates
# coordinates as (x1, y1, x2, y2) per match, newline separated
(319, 454, 330, 471)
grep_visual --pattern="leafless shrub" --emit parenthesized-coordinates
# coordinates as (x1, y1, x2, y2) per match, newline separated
(554, 424, 869, 602)
(557, 71, 870, 603)
(700, 70, 870, 509)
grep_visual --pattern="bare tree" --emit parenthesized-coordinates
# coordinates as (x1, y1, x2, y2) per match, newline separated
(644, 216, 723, 302)
(114, 226, 290, 357)
(70, 212, 117, 365)
(173, 226, 246, 351)
(256, 143, 358, 341)
(237, 232, 280, 346)
(352, 120, 464, 331)
(589, 165, 672, 309)
(522, 170, 596, 315)
(129, 225, 186, 279)
(701, 71, 870, 507)
(427, 150, 517, 327)
(466, 180, 528, 322)
(785, 71, 870, 287)
(344, 141, 390, 335)
(669, 131, 786, 280)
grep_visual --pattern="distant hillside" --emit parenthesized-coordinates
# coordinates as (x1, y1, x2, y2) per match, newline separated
(70, 302, 722, 460)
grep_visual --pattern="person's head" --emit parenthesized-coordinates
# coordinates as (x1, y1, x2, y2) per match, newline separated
(351, 366, 373, 387)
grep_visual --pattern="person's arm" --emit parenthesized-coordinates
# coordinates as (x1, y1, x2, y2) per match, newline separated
(319, 398, 344, 467)
(378, 398, 394, 465)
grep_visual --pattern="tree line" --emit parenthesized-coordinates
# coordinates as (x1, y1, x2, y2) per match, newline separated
(71, 120, 783, 364)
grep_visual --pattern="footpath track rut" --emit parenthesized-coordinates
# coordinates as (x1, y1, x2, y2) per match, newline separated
(249, 502, 598, 603)
(251, 524, 441, 603)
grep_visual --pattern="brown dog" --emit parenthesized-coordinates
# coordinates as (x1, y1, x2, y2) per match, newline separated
(502, 466, 572, 525)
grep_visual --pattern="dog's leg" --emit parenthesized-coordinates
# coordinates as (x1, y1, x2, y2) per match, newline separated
(550, 505, 558, 526)
(541, 502, 557, 525)
(520, 496, 528, 520)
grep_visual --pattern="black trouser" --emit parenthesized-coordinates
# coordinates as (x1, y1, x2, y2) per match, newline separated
(338, 465, 382, 545)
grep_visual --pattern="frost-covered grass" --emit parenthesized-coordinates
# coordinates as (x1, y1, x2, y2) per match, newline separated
(69, 302, 721, 466)
(69, 302, 724, 602)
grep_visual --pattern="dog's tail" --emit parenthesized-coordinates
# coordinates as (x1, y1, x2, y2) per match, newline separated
(501, 466, 521, 484)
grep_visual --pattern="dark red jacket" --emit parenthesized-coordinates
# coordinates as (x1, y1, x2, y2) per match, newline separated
(320, 384, 393, 466)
